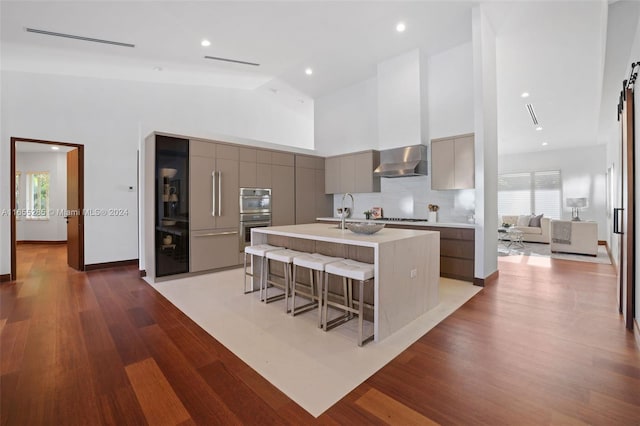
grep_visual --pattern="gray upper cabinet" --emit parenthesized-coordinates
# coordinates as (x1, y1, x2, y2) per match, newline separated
(325, 156, 340, 194)
(324, 150, 380, 194)
(431, 134, 475, 190)
(295, 155, 331, 224)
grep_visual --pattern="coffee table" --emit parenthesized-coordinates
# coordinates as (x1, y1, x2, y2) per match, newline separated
(506, 228, 525, 248)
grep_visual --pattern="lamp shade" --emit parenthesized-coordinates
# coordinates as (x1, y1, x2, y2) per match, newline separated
(566, 197, 587, 208)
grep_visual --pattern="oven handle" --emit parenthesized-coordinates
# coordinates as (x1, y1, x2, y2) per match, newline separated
(240, 221, 272, 226)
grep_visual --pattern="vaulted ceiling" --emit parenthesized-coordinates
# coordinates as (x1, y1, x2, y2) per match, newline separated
(2, 1, 632, 156)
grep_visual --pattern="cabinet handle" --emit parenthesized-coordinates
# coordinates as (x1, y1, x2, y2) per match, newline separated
(218, 171, 222, 216)
(613, 207, 623, 234)
(194, 231, 238, 237)
(211, 171, 217, 217)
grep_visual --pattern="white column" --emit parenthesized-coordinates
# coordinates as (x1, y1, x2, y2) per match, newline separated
(472, 5, 499, 282)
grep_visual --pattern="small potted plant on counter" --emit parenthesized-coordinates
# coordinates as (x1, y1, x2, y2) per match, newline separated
(428, 204, 439, 222)
(364, 210, 372, 220)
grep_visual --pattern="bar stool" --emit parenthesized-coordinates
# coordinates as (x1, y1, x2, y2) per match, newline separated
(243, 244, 281, 296)
(291, 253, 344, 327)
(323, 259, 375, 346)
(264, 248, 305, 312)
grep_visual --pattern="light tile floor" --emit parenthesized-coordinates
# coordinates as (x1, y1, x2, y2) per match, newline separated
(147, 269, 481, 417)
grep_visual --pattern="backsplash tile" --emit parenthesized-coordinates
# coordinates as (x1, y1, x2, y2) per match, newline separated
(332, 176, 475, 223)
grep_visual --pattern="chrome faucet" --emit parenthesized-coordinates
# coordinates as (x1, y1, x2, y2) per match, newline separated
(341, 193, 354, 230)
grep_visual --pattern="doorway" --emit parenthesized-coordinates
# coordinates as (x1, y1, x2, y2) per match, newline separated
(10, 137, 85, 280)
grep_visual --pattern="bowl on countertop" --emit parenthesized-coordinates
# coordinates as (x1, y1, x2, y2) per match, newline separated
(346, 222, 385, 235)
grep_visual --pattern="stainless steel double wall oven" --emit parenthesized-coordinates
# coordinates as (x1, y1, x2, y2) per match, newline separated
(239, 188, 272, 251)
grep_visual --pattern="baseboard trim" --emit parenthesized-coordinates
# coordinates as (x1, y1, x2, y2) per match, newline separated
(441, 272, 474, 283)
(634, 319, 640, 351)
(139, 269, 147, 277)
(17, 240, 67, 245)
(85, 259, 139, 271)
(473, 270, 499, 287)
(0, 274, 11, 283)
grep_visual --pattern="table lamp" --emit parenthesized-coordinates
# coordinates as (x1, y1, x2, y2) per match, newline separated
(566, 197, 587, 221)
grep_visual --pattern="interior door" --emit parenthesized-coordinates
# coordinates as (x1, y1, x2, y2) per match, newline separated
(66, 148, 84, 270)
(619, 87, 635, 330)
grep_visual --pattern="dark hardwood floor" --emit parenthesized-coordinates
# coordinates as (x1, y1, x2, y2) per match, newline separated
(2, 244, 639, 425)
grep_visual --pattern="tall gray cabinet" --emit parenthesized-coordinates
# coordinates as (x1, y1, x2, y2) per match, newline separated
(295, 154, 332, 224)
(189, 140, 240, 272)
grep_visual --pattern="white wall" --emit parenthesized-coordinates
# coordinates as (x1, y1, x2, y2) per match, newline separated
(0, 71, 314, 274)
(377, 49, 425, 149)
(499, 145, 608, 240)
(16, 151, 67, 241)
(428, 42, 475, 140)
(317, 43, 476, 223)
(314, 77, 378, 156)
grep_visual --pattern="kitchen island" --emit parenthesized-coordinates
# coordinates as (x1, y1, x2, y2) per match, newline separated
(317, 217, 476, 282)
(252, 223, 440, 342)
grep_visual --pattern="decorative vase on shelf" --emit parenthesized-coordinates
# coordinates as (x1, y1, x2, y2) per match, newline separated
(428, 211, 438, 223)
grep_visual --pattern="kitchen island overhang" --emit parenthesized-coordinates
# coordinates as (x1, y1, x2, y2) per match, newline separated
(251, 223, 440, 342)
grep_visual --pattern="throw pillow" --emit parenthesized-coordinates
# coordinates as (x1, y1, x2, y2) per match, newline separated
(516, 215, 531, 226)
(529, 214, 543, 227)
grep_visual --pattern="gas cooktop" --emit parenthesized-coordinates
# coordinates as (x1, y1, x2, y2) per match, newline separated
(373, 217, 429, 222)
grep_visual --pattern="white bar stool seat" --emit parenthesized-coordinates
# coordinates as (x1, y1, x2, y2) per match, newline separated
(291, 253, 344, 326)
(243, 244, 281, 295)
(324, 259, 375, 346)
(264, 248, 305, 312)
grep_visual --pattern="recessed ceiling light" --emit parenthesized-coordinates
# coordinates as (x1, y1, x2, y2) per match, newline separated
(153, 66, 163, 71)
(521, 92, 530, 98)
(51, 146, 60, 150)
(396, 22, 406, 32)
(201, 39, 211, 47)
(542, 142, 548, 146)
(536, 126, 543, 131)
(305, 68, 313, 75)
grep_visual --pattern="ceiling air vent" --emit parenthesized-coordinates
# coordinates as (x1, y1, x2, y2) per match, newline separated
(204, 56, 260, 67)
(525, 103, 539, 125)
(25, 27, 135, 48)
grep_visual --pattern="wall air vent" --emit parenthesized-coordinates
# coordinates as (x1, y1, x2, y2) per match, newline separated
(25, 27, 135, 48)
(525, 103, 539, 125)
(204, 56, 260, 67)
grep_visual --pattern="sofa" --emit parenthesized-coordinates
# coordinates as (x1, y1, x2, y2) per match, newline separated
(501, 215, 551, 243)
(550, 220, 598, 256)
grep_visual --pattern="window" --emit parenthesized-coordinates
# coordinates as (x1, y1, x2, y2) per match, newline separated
(498, 170, 561, 219)
(15, 172, 21, 211)
(26, 172, 50, 219)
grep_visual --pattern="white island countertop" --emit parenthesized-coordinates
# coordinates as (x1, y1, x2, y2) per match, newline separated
(316, 217, 476, 229)
(254, 222, 436, 247)
(252, 223, 440, 342)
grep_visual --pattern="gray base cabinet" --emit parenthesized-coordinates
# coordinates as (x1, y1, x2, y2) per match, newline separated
(190, 229, 239, 272)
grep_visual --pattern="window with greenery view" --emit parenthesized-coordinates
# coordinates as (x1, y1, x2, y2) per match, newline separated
(15, 172, 21, 210)
(26, 172, 50, 219)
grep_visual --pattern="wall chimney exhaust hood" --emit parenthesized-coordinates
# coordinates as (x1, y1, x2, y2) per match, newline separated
(373, 144, 428, 178)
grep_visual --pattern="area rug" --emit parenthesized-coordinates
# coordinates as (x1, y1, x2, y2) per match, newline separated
(146, 269, 480, 417)
(498, 241, 611, 264)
